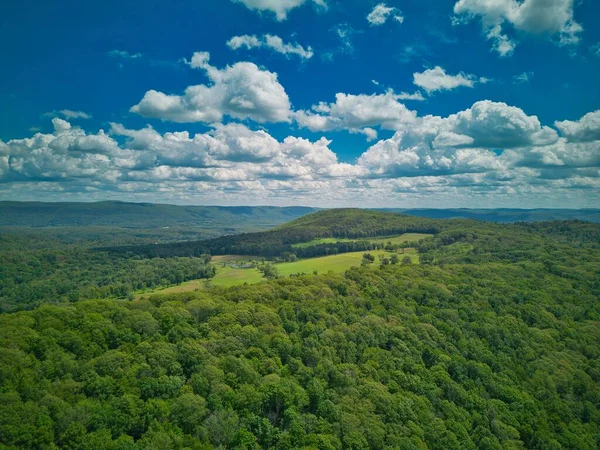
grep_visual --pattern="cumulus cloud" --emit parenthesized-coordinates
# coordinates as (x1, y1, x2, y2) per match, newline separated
(227, 34, 314, 60)
(358, 133, 504, 178)
(396, 91, 426, 101)
(1, 118, 360, 190)
(367, 3, 404, 26)
(131, 51, 291, 123)
(3, 102, 598, 207)
(453, 0, 583, 56)
(295, 93, 560, 152)
(354, 100, 562, 178)
(413, 66, 479, 93)
(1, 119, 121, 182)
(555, 111, 600, 142)
(231, 0, 326, 21)
(294, 90, 417, 137)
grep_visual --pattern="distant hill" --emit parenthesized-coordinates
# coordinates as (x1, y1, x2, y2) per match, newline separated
(2, 202, 597, 230)
(103, 209, 444, 258)
(0, 201, 318, 230)
(389, 208, 600, 223)
(277, 208, 441, 236)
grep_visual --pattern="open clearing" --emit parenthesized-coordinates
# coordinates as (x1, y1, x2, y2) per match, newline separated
(276, 249, 417, 276)
(138, 248, 418, 297)
(292, 233, 432, 248)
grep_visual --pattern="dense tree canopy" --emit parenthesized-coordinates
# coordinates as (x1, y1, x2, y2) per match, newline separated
(1, 210, 599, 449)
(0, 260, 598, 449)
(101, 210, 443, 259)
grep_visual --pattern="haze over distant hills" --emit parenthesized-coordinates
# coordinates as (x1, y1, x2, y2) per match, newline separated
(1, 201, 599, 229)
(385, 208, 600, 223)
(0, 201, 318, 230)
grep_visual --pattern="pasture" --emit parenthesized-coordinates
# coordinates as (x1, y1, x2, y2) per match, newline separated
(292, 233, 432, 248)
(137, 248, 419, 297)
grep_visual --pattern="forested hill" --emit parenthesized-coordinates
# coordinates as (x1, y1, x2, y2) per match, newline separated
(0, 201, 317, 230)
(102, 209, 443, 258)
(2, 202, 598, 229)
(277, 209, 441, 237)
(388, 208, 600, 223)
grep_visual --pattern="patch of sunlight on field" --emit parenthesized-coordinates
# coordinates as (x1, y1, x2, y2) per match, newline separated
(276, 249, 418, 276)
(208, 264, 265, 287)
(292, 233, 432, 248)
(137, 248, 419, 297)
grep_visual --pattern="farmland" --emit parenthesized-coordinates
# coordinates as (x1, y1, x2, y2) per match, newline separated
(138, 248, 419, 296)
(292, 232, 432, 248)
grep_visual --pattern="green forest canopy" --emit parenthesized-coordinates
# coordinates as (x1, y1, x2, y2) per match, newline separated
(0, 209, 599, 449)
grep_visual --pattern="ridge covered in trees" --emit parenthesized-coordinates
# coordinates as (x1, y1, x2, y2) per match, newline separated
(101, 210, 443, 259)
(1, 208, 599, 449)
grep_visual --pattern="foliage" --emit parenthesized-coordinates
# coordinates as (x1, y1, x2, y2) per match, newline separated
(1, 208, 600, 448)
(0, 248, 214, 312)
(0, 259, 599, 449)
(0, 201, 317, 230)
(102, 210, 442, 259)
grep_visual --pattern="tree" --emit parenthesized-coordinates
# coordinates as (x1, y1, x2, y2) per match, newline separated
(260, 263, 280, 279)
(362, 253, 375, 265)
(402, 255, 412, 265)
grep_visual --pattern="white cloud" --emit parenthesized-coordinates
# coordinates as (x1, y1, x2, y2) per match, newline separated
(43, 110, 92, 120)
(354, 100, 564, 179)
(227, 34, 314, 60)
(413, 66, 478, 93)
(513, 71, 534, 84)
(108, 50, 142, 59)
(332, 23, 361, 55)
(486, 24, 516, 57)
(453, 0, 583, 55)
(131, 51, 291, 123)
(59, 110, 92, 120)
(1, 119, 121, 182)
(3, 102, 598, 208)
(555, 111, 600, 143)
(226, 35, 261, 50)
(294, 90, 418, 135)
(397, 91, 426, 101)
(1, 119, 360, 188)
(367, 3, 404, 26)
(358, 132, 505, 178)
(231, 0, 326, 21)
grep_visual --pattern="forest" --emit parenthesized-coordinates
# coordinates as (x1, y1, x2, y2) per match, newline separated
(0, 209, 599, 449)
(100, 210, 443, 259)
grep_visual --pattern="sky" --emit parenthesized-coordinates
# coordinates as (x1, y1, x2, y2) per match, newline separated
(0, 0, 599, 208)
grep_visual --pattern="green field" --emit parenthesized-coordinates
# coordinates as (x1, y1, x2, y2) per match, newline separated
(276, 249, 417, 276)
(292, 233, 432, 248)
(138, 249, 418, 297)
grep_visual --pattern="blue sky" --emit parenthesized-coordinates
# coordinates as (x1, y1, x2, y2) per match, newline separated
(0, 0, 599, 207)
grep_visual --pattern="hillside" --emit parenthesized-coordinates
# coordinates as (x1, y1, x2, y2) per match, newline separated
(102, 209, 444, 259)
(389, 208, 600, 223)
(0, 201, 317, 230)
(277, 209, 441, 236)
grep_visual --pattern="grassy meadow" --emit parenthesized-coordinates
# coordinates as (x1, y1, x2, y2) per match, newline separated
(292, 232, 432, 248)
(138, 247, 419, 297)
